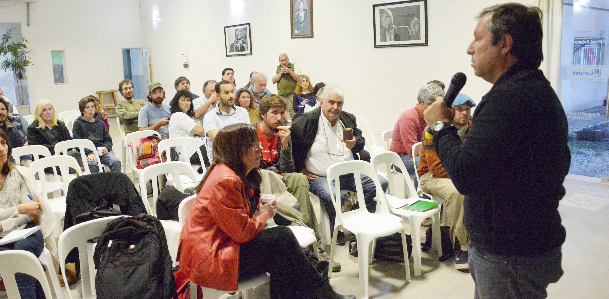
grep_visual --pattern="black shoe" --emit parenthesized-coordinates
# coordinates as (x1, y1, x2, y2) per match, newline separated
(336, 231, 346, 246)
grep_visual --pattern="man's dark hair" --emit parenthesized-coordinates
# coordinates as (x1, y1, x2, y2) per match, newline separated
(479, 3, 543, 68)
(222, 68, 234, 76)
(118, 79, 133, 96)
(215, 80, 233, 94)
(313, 82, 326, 97)
(78, 95, 98, 115)
(259, 94, 287, 117)
(169, 89, 194, 116)
(203, 80, 216, 92)
(174, 76, 190, 89)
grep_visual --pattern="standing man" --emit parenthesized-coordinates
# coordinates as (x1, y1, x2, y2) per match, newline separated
(116, 79, 147, 134)
(424, 4, 570, 298)
(390, 81, 444, 188)
(272, 53, 299, 117)
(138, 82, 171, 139)
(203, 80, 250, 162)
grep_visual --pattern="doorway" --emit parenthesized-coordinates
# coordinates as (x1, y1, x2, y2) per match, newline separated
(122, 48, 150, 101)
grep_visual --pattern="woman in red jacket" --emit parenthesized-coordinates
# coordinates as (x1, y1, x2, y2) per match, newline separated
(178, 123, 353, 299)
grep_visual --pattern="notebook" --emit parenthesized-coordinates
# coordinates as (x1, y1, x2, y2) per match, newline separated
(0, 226, 41, 246)
(403, 200, 438, 212)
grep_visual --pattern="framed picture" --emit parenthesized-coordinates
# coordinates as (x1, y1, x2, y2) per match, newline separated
(373, 0, 427, 48)
(291, 0, 313, 38)
(224, 23, 252, 57)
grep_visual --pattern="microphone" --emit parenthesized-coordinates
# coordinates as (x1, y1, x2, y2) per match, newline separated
(443, 72, 467, 107)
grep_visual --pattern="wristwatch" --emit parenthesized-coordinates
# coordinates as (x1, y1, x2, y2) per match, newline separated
(433, 121, 452, 132)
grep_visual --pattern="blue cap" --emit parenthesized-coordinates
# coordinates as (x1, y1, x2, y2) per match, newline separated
(452, 93, 476, 107)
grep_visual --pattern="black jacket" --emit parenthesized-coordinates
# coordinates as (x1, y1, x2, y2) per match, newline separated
(27, 119, 72, 155)
(434, 63, 570, 256)
(291, 107, 367, 172)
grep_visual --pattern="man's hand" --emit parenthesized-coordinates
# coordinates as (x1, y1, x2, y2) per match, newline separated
(342, 137, 356, 149)
(302, 168, 319, 180)
(277, 173, 284, 181)
(87, 153, 97, 162)
(99, 147, 108, 155)
(424, 97, 454, 126)
(277, 126, 291, 149)
(156, 118, 170, 127)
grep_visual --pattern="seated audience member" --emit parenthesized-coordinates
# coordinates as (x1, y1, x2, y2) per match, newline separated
(193, 80, 218, 125)
(418, 93, 475, 271)
(242, 71, 257, 90)
(72, 95, 121, 173)
(0, 96, 26, 149)
(9, 104, 28, 136)
(138, 82, 171, 139)
(168, 89, 208, 167)
(177, 124, 355, 299)
(94, 96, 109, 131)
(27, 100, 72, 154)
(235, 88, 260, 124)
(174, 76, 199, 99)
(116, 79, 147, 134)
(389, 81, 444, 188)
(291, 84, 387, 241)
(203, 80, 249, 163)
(292, 75, 316, 114)
(0, 129, 55, 299)
(248, 72, 272, 104)
(221, 67, 236, 87)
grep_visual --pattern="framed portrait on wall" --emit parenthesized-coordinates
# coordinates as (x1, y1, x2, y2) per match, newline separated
(291, 0, 313, 38)
(224, 23, 252, 57)
(373, 0, 428, 48)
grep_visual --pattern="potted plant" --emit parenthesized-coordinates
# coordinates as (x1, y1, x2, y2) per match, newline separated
(0, 28, 32, 106)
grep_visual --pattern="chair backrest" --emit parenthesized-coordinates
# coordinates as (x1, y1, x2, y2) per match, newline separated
(29, 155, 83, 198)
(382, 129, 394, 151)
(58, 216, 121, 299)
(411, 142, 423, 192)
(64, 114, 80, 136)
(326, 160, 389, 227)
(58, 110, 80, 123)
(116, 114, 126, 140)
(12, 144, 52, 166)
(371, 151, 418, 202)
(178, 194, 196, 227)
(0, 250, 54, 299)
(355, 115, 378, 148)
(55, 139, 103, 174)
(158, 137, 206, 168)
(139, 161, 198, 216)
(23, 114, 36, 126)
(124, 130, 160, 171)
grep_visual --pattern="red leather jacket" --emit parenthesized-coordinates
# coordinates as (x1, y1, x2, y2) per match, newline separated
(177, 164, 270, 291)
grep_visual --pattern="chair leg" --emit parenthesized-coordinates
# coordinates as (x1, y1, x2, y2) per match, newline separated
(400, 231, 411, 282)
(410, 217, 423, 276)
(39, 249, 62, 299)
(327, 226, 340, 279)
(431, 211, 442, 257)
(357, 235, 371, 299)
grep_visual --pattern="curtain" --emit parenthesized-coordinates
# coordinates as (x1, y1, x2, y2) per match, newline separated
(538, 0, 563, 99)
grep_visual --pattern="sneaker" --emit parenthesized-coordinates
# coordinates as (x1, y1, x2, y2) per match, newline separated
(455, 251, 469, 271)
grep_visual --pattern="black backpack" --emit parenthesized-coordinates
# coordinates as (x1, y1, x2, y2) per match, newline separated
(93, 214, 177, 299)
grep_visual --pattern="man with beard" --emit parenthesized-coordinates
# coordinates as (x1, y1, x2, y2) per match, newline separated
(0, 96, 26, 149)
(116, 79, 147, 134)
(174, 76, 200, 99)
(272, 54, 300, 117)
(138, 82, 171, 139)
(248, 72, 271, 104)
(291, 84, 387, 242)
(203, 80, 250, 162)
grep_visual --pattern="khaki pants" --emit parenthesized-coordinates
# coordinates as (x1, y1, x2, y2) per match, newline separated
(279, 94, 295, 118)
(419, 172, 469, 251)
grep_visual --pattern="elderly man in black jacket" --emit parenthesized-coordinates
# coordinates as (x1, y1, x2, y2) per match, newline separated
(291, 84, 386, 236)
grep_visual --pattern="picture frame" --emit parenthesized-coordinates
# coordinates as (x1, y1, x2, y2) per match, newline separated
(291, 0, 313, 38)
(373, 0, 428, 48)
(224, 23, 252, 57)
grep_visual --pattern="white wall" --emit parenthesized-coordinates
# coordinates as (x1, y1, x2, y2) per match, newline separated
(1, 0, 540, 143)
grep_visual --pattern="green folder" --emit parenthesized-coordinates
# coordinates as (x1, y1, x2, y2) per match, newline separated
(404, 200, 438, 212)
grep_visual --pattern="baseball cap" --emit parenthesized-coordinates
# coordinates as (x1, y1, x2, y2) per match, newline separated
(148, 82, 163, 93)
(452, 93, 476, 107)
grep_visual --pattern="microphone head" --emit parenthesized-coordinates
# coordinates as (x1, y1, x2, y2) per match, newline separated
(451, 72, 467, 88)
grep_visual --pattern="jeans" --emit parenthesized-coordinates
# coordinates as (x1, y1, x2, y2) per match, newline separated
(469, 244, 563, 299)
(398, 153, 419, 189)
(0, 222, 45, 299)
(309, 173, 388, 232)
(88, 151, 121, 173)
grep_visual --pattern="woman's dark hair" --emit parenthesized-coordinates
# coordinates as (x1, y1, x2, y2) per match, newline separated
(169, 89, 194, 117)
(196, 124, 261, 196)
(0, 130, 14, 177)
(235, 88, 255, 110)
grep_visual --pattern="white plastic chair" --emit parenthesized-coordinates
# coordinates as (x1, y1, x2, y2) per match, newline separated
(23, 114, 35, 126)
(355, 115, 385, 156)
(177, 195, 271, 299)
(38, 247, 63, 298)
(57, 110, 80, 123)
(0, 250, 54, 299)
(139, 161, 198, 265)
(29, 155, 83, 237)
(116, 116, 126, 172)
(124, 130, 160, 183)
(372, 151, 442, 276)
(158, 137, 206, 184)
(57, 216, 121, 299)
(55, 139, 104, 174)
(64, 114, 80, 137)
(382, 129, 394, 151)
(326, 160, 410, 298)
(12, 145, 65, 196)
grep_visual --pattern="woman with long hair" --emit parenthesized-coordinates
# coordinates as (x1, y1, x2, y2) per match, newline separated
(235, 88, 260, 124)
(292, 75, 316, 114)
(168, 89, 208, 166)
(178, 124, 354, 299)
(0, 129, 56, 298)
(27, 99, 72, 155)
